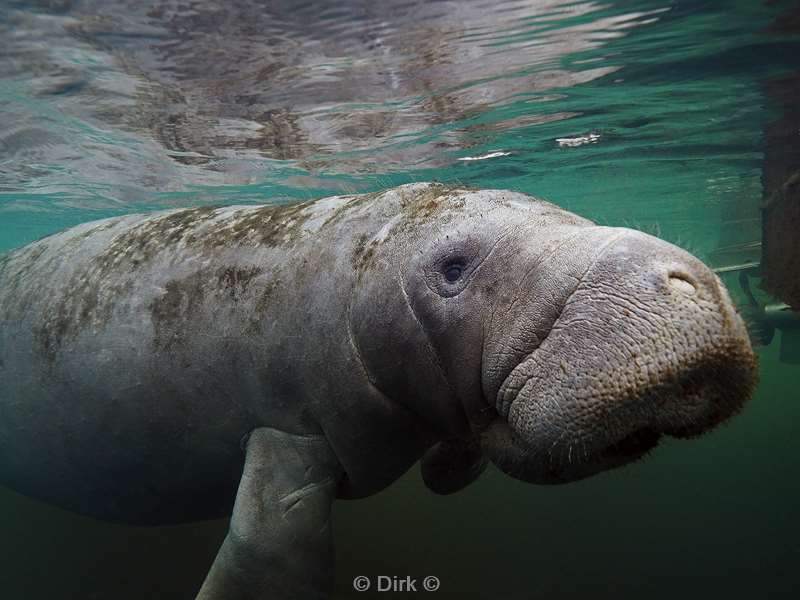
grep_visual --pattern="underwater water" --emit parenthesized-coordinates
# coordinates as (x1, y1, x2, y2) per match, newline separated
(0, 0, 798, 598)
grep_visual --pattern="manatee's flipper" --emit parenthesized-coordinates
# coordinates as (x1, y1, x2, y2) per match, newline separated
(196, 428, 342, 600)
(420, 437, 488, 495)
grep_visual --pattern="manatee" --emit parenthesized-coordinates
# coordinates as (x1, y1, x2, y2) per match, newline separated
(0, 183, 757, 598)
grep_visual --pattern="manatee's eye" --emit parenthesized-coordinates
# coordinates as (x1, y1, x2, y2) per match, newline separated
(443, 263, 463, 282)
(426, 247, 479, 298)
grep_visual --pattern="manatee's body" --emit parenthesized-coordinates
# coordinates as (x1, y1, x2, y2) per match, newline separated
(0, 183, 757, 598)
(0, 186, 443, 523)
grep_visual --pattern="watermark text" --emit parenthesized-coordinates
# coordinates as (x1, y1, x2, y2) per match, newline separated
(353, 575, 440, 592)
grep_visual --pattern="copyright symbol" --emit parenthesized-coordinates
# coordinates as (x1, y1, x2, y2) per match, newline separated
(423, 575, 440, 592)
(353, 576, 370, 592)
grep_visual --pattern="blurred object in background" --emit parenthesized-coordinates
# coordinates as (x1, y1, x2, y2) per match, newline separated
(711, 0, 800, 363)
(758, 0, 800, 362)
(737, 269, 800, 364)
(760, 72, 800, 312)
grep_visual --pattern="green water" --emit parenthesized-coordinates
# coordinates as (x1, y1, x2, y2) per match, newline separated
(0, 343, 796, 599)
(1, 0, 798, 598)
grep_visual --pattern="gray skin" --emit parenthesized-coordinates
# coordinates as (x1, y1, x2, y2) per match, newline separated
(0, 183, 758, 598)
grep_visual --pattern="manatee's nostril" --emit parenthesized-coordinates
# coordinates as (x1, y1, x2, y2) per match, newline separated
(668, 271, 697, 295)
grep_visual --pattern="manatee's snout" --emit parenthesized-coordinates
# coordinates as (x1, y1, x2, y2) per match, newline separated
(482, 228, 758, 484)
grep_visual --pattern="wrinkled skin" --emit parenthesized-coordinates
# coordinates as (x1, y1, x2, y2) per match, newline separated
(0, 183, 757, 598)
(347, 185, 757, 486)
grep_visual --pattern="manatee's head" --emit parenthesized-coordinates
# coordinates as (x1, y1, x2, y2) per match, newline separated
(479, 226, 759, 484)
(352, 184, 758, 485)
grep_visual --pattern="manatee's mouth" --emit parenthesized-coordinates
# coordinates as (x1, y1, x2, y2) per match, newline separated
(598, 426, 662, 461)
(483, 344, 756, 485)
(479, 416, 667, 486)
